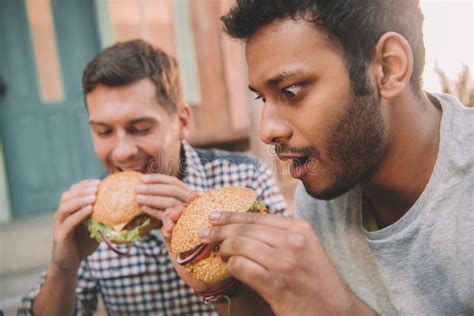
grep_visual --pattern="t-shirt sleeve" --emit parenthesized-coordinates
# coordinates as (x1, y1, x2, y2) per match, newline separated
(17, 260, 99, 316)
(251, 161, 289, 216)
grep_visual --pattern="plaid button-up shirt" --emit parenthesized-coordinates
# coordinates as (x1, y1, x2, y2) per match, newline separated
(19, 142, 288, 315)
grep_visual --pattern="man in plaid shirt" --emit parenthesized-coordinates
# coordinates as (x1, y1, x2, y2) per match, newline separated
(18, 40, 287, 315)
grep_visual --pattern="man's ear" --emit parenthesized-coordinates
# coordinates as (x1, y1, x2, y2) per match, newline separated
(178, 105, 191, 140)
(373, 32, 414, 99)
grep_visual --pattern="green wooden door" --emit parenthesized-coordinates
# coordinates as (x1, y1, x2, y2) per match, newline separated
(0, 0, 105, 216)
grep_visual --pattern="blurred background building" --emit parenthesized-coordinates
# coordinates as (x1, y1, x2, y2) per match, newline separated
(0, 0, 296, 221)
(0, 0, 472, 314)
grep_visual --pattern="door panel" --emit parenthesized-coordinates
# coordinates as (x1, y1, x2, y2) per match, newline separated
(0, 0, 105, 216)
(0, 0, 39, 103)
(48, 112, 76, 184)
(5, 110, 48, 190)
(51, 0, 100, 99)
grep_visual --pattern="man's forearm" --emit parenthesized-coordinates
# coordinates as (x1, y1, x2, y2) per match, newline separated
(33, 265, 77, 316)
(213, 285, 274, 316)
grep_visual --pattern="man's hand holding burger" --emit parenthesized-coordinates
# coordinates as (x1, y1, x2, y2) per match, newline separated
(198, 212, 375, 316)
(136, 173, 192, 222)
(52, 179, 101, 272)
(34, 179, 101, 315)
(163, 186, 374, 316)
(34, 171, 193, 315)
(50, 171, 193, 271)
(161, 186, 274, 316)
(87, 171, 191, 254)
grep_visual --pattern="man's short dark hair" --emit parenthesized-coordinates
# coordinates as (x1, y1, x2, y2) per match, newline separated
(82, 39, 182, 113)
(221, 0, 425, 96)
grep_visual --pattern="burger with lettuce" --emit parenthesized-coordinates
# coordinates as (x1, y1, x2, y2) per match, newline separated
(87, 171, 160, 254)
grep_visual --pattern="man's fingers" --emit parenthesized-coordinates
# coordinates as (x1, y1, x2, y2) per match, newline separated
(200, 222, 289, 248)
(60, 182, 99, 204)
(208, 211, 297, 230)
(141, 206, 165, 222)
(136, 194, 182, 211)
(161, 205, 186, 240)
(168, 204, 186, 221)
(224, 255, 271, 295)
(141, 173, 188, 190)
(135, 183, 189, 203)
(68, 179, 101, 193)
(219, 235, 277, 269)
(62, 205, 93, 230)
(55, 195, 96, 224)
(186, 191, 200, 203)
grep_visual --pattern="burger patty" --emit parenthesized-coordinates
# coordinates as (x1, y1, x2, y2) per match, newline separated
(123, 214, 150, 231)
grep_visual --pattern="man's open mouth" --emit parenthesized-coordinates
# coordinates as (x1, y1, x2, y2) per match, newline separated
(115, 165, 146, 173)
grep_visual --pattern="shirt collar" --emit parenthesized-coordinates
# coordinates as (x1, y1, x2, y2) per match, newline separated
(181, 140, 208, 189)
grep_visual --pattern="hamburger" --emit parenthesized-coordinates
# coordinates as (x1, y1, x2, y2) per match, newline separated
(170, 186, 267, 284)
(87, 171, 160, 253)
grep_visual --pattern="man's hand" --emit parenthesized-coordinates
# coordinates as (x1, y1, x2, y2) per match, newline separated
(52, 179, 100, 273)
(34, 179, 101, 315)
(198, 212, 374, 316)
(136, 173, 192, 223)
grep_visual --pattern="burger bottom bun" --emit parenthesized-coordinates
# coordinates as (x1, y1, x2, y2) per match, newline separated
(185, 250, 230, 284)
(107, 217, 162, 244)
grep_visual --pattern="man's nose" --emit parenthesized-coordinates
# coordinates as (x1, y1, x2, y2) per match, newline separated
(112, 133, 138, 162)
(259, 103, 292, 145)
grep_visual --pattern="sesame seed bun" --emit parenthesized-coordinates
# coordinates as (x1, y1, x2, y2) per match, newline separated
(92, 171, 144, 231)
(171, 186, 261, 284)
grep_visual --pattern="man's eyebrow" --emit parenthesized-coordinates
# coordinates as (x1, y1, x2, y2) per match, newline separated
(266, 70, 303, 88)
(88, 117, 157, 126)
(88, 120, 108, 126)
(128, 117, 157, 125)
(248, 70, 306, 92)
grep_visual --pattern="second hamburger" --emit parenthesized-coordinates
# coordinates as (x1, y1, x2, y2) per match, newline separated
(171, 186, 267, 284)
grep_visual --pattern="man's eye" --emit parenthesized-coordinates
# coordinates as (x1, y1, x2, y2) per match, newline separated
(283, 84, 303, 98)
(130, 127, 152, 134)
(96, 129, 112, 136)
(254, 94, 266, 103)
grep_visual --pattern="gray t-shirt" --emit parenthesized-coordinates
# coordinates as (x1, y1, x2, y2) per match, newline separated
(295, 94, 473, 315)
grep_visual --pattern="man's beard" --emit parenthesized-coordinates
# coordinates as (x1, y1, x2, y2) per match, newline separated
(307, 86, 387, 200)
